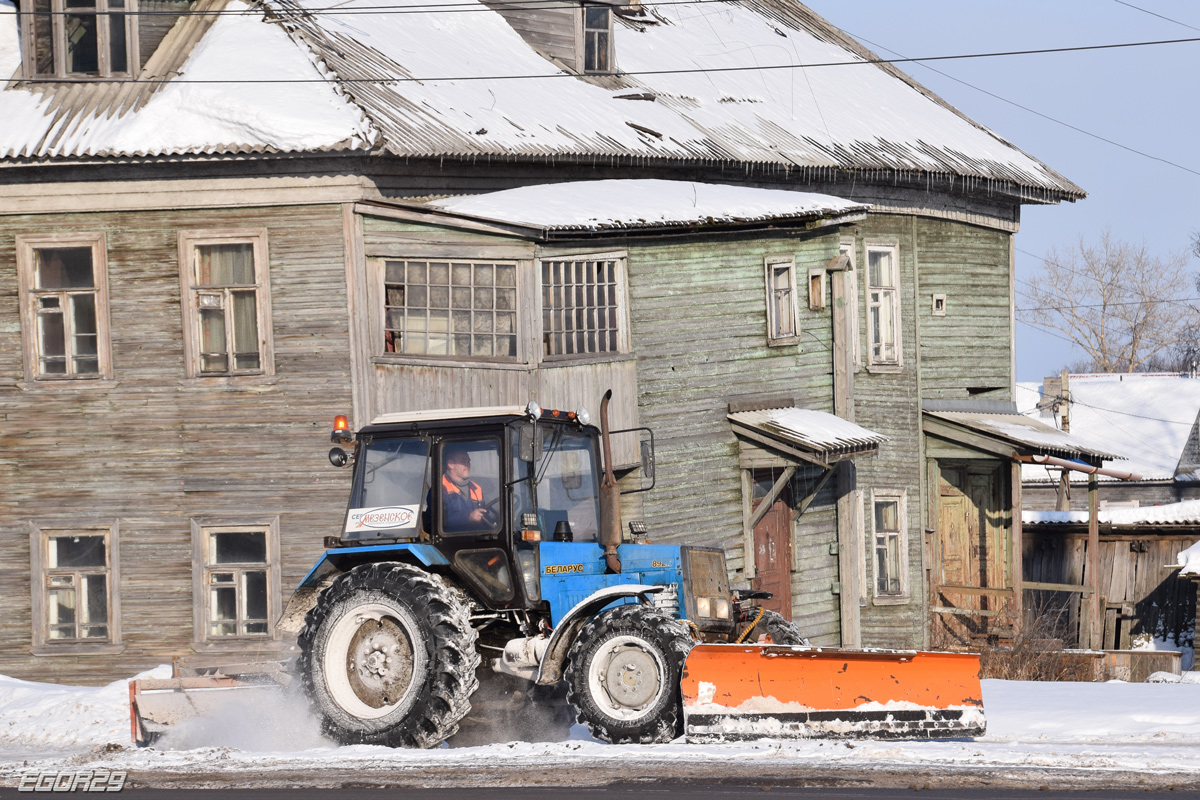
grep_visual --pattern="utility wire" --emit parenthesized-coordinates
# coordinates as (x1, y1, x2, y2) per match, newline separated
(15, 0, 736, 16)
(844, 29, 1200, 179)
(1112, 0, 1200, 33)
(19, 33, 1200, 84)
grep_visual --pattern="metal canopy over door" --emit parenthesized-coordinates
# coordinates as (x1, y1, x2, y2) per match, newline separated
(933, 461, 1012, 646)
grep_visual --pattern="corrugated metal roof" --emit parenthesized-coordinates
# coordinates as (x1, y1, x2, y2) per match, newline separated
(1024, 500, 1200, 528)
(0, 0, 1083, 201)
(925, 409, 1123, 461)
(729, 407, 889, 457)
(422, 180, 867, 232)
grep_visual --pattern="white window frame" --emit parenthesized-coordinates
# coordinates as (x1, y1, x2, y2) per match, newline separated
(178, 229, 274, 379)
(764, 256, 799, 346)
(840, 238, 860, 371)
(29, 521, 123, 655)
(191, 517, 281, 648)
(864, 241, 902, 370)
(16, 233, 113, 382)
(538, 251, 631, 361)
(20, 0, 140, 79)
(870, 489, 909, 604)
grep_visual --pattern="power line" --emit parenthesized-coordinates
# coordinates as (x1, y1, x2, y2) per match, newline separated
(845, 30, 1200, 179)
(1112, 0, 1200, 33)
(12, 0, 732, 16)
(1017, 294, 1200, 312)
(18, 33, 1200, 84)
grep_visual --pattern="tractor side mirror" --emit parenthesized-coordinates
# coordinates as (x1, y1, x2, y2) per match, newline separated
(518, 423, 544, 463)
(328, 447, 349, 468)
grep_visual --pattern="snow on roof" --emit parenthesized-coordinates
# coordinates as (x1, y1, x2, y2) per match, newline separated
(423, 180, 867, 232)
(1016, 375, 1200, 483)
(924, 408, 1121, 461)
(1179, 540, 1200, 577)
(728, 407, 889, 455)
(1024, 500, 1200, 528)
(0, 0, 1082, 200)
(0, 0, 373, 159)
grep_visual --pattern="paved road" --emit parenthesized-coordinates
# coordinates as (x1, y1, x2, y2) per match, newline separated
(11, 786, 1192, 800)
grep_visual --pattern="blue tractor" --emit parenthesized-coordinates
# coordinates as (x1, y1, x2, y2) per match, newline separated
(280, 393, 803, 746)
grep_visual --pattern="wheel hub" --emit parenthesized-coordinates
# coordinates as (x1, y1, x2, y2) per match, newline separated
(599, 642, 659, 711)
(346, 616, 413, 709)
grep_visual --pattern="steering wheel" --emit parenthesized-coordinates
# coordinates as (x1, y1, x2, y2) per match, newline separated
(479, 496, 502, 528)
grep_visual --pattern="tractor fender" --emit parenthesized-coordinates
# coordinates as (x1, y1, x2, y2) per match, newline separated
(534, 584, 665, 685)
(276, 544, 450, 635)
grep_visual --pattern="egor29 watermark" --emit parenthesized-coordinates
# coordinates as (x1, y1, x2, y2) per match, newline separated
(16, 770, 126, 792)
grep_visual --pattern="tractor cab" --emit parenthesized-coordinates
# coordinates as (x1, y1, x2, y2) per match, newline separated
(326, 403, 611, 612)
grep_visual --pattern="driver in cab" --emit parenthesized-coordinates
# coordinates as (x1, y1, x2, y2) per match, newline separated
(441, 446, 489, 531)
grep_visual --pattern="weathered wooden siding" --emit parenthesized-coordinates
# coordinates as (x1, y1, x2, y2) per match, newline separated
(0, 205, 353, 683)
(483, 2, 579, 71)
(625, 228, 842, 636)
(916, 219, 1013, 399)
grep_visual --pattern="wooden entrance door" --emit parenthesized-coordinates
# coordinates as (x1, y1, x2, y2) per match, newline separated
(751, 469, 794, 618)
(934, 462, 1009, 645)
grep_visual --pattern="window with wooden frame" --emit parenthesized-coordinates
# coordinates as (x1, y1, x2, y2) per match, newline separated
(581, 4, 612, 73)
(764, 256, 798, 345)
(540, 254, 628, 359)
(178, 230, 273, 378)
(30, 523, 122, 654)
(20, 0, 139, 79)
(191, 518, 280, 644)
(382, 259, 519, 361)
(16, 233, 112, 382)
(870, 489, 908, 602)
(865, 243, 901, 367)
(808, 267, 826, 311)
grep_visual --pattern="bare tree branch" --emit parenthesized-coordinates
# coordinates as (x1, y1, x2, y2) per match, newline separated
(1018, 229, 1195, 373)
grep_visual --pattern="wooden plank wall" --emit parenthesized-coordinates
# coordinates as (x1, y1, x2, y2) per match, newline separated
(1023, 528, 1197, 651)
(0, 205, 353, 683)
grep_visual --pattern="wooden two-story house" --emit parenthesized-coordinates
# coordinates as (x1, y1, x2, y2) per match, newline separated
(0, 0, 1106, 681)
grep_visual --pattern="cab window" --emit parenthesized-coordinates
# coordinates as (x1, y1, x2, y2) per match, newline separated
(438, 439, 502, 535)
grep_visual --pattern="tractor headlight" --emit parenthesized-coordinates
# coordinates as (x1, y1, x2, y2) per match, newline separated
(695, 596, 711, 618)
(714, 597, 731, 620)
(517, 549, 541, 603)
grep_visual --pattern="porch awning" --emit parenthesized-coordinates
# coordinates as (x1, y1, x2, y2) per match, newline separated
(728, 407, 888, 467)
(922, 400, 1122, 463)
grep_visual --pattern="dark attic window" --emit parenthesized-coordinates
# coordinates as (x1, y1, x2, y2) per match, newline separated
(20, 0, 139, 78)
(582, 3, 611, 73)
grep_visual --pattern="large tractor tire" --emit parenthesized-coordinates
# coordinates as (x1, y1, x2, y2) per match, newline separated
(297, 562, 480, 748)
(564, 604, 693, 744)
(757, 609, 810, 646)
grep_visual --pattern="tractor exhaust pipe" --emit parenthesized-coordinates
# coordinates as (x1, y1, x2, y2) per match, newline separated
(599, 390, 622, 574)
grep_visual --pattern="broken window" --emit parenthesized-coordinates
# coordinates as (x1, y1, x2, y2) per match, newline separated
(17, 233, 112, 381)
(582, 5, 611, 73)
(764, 256, 798, 344)
(199, 526, 275, 639)
(179, 230, 273, 378)
(383, 260, 519, 360)
(871, 490, 907, 600)
(866, 244, 900, 366)
(20, 0, 138, 79)
(541, 256, 626, 358)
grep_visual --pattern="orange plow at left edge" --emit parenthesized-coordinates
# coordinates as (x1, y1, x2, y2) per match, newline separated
(680, 644, 986, 741)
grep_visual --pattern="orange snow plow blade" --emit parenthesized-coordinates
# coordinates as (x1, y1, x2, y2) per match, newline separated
(680, 644, 985, 741)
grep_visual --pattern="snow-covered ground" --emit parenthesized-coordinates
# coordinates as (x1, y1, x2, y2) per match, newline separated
(3, 669, 1200, 789)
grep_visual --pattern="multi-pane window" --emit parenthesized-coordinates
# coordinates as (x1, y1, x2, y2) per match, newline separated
(582, 5, 611, 73)
(383, 260, 518, 360)
(41, 531, 113, 642)
(840, 240, 860, 369)
(179, 230, 273, 378)
(203, 528, 271, 638)
(872, 491, 907, 599)
(21, 0, 138, 78)
(17, 234, 111, 381)
(764, 257, 798, 343)
(541, 257, 624, 357)
(866, 245, 900, 365)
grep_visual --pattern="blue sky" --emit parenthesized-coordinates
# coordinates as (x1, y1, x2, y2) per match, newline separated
(802, 0, 1200, 381)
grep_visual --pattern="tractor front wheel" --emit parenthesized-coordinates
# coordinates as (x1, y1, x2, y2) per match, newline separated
(564, 604, 692, 744)
(297, 563, 480, 748)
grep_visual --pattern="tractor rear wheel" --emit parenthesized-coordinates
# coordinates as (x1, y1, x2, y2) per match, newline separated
(564, 604, 692, 744)
(298, 562, 480, 748)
